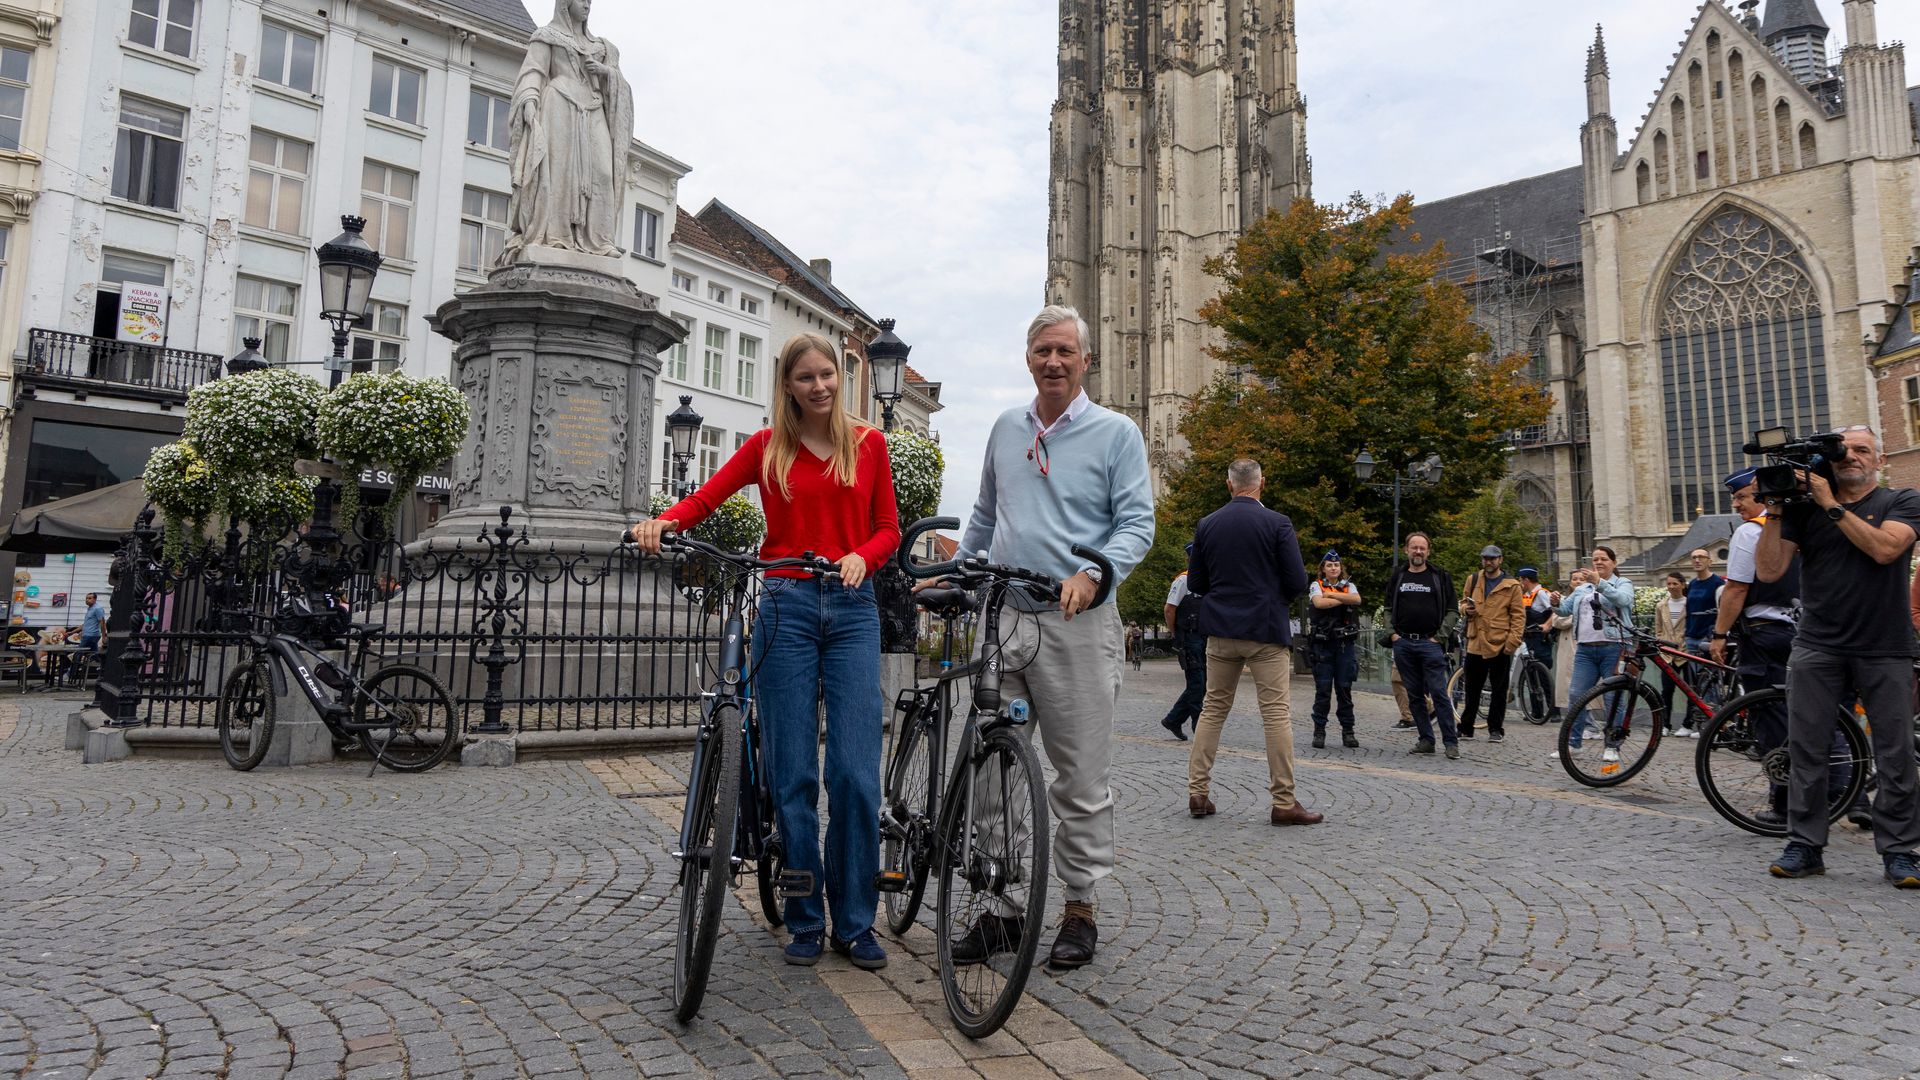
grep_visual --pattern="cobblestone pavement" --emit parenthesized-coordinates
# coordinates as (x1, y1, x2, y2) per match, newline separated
(3, 658, 1919, 1079)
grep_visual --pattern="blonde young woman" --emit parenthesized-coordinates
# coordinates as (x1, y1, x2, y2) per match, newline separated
(630, 333, 900, 970)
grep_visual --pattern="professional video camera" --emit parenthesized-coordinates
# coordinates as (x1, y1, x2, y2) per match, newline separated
(1741, 426, 1847, 503)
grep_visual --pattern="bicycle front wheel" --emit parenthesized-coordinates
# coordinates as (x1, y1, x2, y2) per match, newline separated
(880, 705, 937, 936)
(1557, 676, 1662, 787)
(935, 725, 1049, 1040)
(355, 663, 459, 773)
(674, 707, 741, 1024)
(1520, 662, 1554, 725)
(217, 654, 276, 771)
(1695, 688, 1868, 836)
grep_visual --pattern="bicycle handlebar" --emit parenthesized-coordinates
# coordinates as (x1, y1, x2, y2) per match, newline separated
(616, 527, 840, 580)
(895, 515, 1114, 609)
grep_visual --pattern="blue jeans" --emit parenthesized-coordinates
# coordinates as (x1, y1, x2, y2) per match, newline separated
(752, 577, 883, 940)
(1569, 642, 1625, 746)
(1393, 638, 1457, 745)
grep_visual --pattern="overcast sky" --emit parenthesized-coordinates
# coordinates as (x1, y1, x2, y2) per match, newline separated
(534, 0, 1920, 521)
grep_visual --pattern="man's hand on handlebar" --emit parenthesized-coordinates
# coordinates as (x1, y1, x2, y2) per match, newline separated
(1060, 571, 1098, 620)
(627, 517, 679, 553)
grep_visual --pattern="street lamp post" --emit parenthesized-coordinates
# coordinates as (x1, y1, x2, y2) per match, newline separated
(1354, 450, 1444, 572)
(226, 337, 269, 377)
(313, 215, 383, 389)
(867, 318, 910, 434)
(664, 395, 703, 498)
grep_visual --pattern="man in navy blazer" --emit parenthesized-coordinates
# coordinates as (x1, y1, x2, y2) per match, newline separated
(1185, 458, 1324, 826)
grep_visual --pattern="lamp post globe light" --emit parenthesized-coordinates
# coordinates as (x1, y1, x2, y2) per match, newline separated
(665, 395, 704, 498)
(1354, 448, 1444, 571)
(867, 318, 910, 433)
(313, 214, 384, 387)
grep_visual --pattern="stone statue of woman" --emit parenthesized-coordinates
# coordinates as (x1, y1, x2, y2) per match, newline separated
(502, 0, 634, 264)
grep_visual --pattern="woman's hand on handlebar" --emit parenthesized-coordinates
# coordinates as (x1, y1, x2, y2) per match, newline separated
(837, 552, 869, 589)
(627, 517, 679, 553)
(1060, 570, 1098, 620)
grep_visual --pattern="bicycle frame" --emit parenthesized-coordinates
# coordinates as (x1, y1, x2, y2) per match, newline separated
(243, 630, 383, 732)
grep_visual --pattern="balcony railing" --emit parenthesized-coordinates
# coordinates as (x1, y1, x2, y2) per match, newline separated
(21, 328, 223, 397)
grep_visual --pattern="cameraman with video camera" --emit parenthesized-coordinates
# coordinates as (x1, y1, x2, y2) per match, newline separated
(1752, 425, 1920, 888)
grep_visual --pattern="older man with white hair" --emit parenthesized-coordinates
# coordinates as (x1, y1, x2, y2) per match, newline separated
(954, 305, 1155, 970)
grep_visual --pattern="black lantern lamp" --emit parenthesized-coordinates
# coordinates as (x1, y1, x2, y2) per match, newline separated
(226, 337, 269, 377)
(665, 394, 703, 497)
(867, 318, 910, 433)
(1352, 449, 1377, 483)
(1354, 449, 1445, 572)
(314, 214, 383, 383)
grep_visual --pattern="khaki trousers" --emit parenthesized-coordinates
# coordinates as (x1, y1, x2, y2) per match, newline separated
(1188, 636, 1298, 809)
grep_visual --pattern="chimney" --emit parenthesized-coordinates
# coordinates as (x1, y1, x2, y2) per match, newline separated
(808, 258, 832, 282)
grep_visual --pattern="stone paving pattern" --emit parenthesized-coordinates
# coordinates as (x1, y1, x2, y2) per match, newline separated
(2, 659, 1918, 1079)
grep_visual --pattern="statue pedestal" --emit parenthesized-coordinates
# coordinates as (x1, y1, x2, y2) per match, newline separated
(426, 261, 687, 544)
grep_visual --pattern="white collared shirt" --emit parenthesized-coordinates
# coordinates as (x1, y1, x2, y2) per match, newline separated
(1026, 388, 1092, 439)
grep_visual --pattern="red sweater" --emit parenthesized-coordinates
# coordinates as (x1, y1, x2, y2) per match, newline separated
(662, 427, 900, 577)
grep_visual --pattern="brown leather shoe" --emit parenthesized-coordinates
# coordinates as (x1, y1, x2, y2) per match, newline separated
(1049, 913, 1097, 969)
(1188, 795, 1217, 818)
(1270, 804, 1325, 826)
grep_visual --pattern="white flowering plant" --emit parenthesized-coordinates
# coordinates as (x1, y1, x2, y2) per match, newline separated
(317, 372, 471, 529)
(647, 492, 766, 553)
(225, 472, 318, 535)
(183, 368, 325, 474)
(886, 430, 944, 526)
(143, 441, 223, 563)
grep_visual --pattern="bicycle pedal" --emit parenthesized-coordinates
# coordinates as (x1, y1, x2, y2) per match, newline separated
(873, 870, 908, 894)
(776, 869, 815, 898)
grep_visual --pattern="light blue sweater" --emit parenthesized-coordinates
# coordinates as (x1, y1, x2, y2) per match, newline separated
(1557, 575, 1636, 643)
(959, 399, 1155, 603)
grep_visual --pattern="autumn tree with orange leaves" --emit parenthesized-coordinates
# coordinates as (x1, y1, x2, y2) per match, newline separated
(1123, 194, 1551, 617)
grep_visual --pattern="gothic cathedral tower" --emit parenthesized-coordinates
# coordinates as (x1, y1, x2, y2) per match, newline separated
(1047, 0, 1309, 488)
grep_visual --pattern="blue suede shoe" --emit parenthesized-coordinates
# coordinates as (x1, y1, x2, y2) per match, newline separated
(784, 929, 824, 966)
(830, 928, 888, 970)
(1769, 842, 1825, 879)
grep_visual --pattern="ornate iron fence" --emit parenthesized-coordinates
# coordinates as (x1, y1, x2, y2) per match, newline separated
(99, 494, 720, 734)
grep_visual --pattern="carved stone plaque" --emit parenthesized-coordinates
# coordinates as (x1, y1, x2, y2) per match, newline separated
(530, 365, 627, 511)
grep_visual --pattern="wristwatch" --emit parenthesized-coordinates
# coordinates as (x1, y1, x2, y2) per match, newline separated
(1825, 505, 1846, 522)
(1082, 566, 1105, 585)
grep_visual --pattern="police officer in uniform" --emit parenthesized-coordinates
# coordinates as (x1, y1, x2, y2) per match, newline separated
(1306, 551, 1362, 748)
(1160, 543, 1206, 740)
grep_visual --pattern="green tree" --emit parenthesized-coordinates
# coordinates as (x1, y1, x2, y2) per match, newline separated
(1160, 193, 1551, 599)
(1428, 485, 1546, 585)
(1116, 506, 1189, 631)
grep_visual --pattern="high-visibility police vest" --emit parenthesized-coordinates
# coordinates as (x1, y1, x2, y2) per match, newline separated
(1307, 579, 1360, 640)
(1521, 585, 1552, 631)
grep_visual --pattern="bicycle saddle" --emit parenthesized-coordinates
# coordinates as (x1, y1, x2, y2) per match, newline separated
(916, 588, 977, 619)
(344, 622, 386, 639)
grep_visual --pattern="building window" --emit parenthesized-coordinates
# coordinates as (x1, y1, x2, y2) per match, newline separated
(368, 58, 424, 125)
(128, 0, 196, 58)
(703, 326, 726, 389)
(632, 206, 660, 260)
(1657, 209, 1828, 522)
(698, 426, 723, 483)
(244, 130, 309, 235)
(0, 45, 30, 151)
(708, 283, 730, 305)
(672, 271, 695, 292)
(740, 295, 761, 316)
(662, 315, 691, 381)
(360, 161, 415, 260)
(1905, 377, 1920, 445)
(111, 97, 185, 210)
(459, 186, 508, 272)
(467, 89, 508, 150)
(350, 301, 406, 373)
(91, 252, 169, 342)
(735, 431, 751, 453)
(234, 275, 297, 363)
(22, 420, 172, 509)
(737, 335, 759, 399)
(259, 23, 319, 93)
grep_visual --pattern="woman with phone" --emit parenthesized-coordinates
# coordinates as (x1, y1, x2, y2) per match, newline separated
(1556, 547, 1636, 761)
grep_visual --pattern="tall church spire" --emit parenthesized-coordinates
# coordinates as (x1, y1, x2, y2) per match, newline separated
(1842, 0, 1878, 49)
(1582, 24, 1618, 213)
(1586, 25, 1611, 119)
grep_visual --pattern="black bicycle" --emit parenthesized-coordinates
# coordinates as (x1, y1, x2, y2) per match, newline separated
(881, 516, 1113, 1038)
(627, 530, 835, 1024)
(216, 591, 458, 775)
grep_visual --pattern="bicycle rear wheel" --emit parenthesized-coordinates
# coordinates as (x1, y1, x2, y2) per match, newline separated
(935, 725, 1049, 1040)
(355, 663, 459, 773)
(1520, 662, 1553, 725)
(674, 707, 740, 1024)
(1695, 688, 1868, 836)
(217, 654, 276, 771)
(880, 702, 937, 936)
(1557, 676, 1662, 787)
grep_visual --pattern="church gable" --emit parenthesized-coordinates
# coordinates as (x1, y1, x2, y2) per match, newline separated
(1616, 1, 1841, 206)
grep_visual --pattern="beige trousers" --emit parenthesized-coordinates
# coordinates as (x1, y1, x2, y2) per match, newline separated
(1188, 636, 1298, 809)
